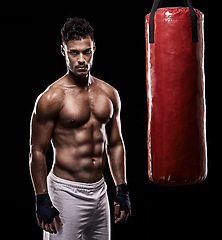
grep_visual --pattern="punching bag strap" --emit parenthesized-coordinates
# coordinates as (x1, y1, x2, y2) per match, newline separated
(149, 0, 198, 43)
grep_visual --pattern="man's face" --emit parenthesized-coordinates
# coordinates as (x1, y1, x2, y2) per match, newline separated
(61, 36, 95, 78)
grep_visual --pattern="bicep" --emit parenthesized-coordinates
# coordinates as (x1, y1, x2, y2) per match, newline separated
(106, 90, 123, 147)
(30, 89, 61, 153)
(106, 121, 123, 150)
(30, 112, 55, 153)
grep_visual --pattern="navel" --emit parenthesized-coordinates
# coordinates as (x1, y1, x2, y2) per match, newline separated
(92, 158, 96, 164)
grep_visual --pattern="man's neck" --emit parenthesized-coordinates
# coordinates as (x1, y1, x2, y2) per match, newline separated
(66, 70, 92, 89)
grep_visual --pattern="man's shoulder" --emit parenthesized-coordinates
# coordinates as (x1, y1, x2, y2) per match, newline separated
(93, 76, 121, 108)
(93, 76, 119, 98)
(34, 78, 65, 116)
(38, 86, 64, 106)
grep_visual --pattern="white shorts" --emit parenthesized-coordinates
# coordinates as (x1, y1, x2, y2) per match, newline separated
(43, 172, 110, 240)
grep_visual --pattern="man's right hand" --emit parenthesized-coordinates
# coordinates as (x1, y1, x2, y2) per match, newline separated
(36, 194, 63, 234)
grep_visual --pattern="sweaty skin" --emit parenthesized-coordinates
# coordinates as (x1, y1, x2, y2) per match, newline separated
(31, 74, 124, 184)
(29, 36, 128, 231)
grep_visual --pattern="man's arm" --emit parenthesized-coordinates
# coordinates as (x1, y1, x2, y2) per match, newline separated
(106, 89, 131, 224)
(29, 87, 63, 233)
(106, 89, 126, 186)
(29, 88, 62, 194)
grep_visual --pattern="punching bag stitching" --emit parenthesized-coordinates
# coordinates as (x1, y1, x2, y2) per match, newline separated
(149, 0, 198, 43)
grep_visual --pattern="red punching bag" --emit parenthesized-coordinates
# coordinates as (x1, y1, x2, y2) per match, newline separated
(145, 0, 207, 185)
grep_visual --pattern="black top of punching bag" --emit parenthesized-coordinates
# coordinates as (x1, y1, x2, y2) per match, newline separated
(149, 0, 198, 43)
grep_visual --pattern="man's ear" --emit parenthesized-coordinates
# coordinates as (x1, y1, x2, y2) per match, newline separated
(93, 42, 96, 53)
(61, 44, 65, 56)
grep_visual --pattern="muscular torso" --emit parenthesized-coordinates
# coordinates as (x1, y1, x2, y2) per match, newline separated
(49, 76, 114, 182)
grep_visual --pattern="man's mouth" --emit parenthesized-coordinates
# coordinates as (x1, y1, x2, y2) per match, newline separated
(75, 65, 88, 70)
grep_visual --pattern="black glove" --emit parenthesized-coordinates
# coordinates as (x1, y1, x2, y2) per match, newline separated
(36, 194, 60, 224)
(114, 184, 131, 214)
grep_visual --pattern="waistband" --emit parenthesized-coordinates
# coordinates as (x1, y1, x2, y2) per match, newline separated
(48, 172, 105, 190)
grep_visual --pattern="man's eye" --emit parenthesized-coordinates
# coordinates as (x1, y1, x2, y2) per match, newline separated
(69, 51, 78, 55)
(84, 49, 92, 55)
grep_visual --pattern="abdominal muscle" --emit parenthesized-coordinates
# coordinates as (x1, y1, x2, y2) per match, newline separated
(51, 124, 107, 183)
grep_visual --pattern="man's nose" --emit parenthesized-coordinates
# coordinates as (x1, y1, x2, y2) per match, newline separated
(78, 53, 85, 64)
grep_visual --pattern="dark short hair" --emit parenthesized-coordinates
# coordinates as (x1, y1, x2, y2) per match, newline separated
(61, 17, 94, 44)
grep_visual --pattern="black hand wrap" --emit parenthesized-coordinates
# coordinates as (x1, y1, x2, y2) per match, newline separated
(36, 194, 60, 224)
(114, 184, 131, 214)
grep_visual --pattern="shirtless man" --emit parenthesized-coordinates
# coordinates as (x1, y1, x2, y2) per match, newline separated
(29, 18, 131, 240)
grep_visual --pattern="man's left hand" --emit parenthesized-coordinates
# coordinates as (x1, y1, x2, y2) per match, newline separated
(114, 184, 131, 224)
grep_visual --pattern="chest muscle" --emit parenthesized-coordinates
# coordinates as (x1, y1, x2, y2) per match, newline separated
(57, 88, 113, 128)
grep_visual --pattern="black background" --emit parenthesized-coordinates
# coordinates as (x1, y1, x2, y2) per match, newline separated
(1, 0, 219, 239)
